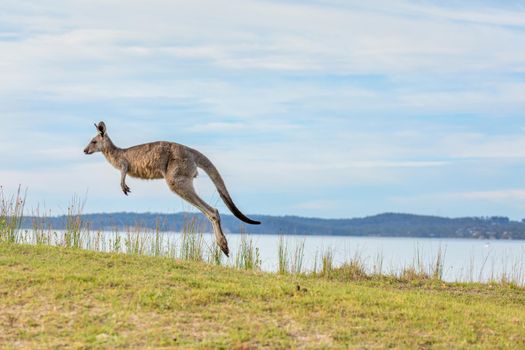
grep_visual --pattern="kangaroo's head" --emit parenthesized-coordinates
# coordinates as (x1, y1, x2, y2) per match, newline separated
(84, 121, 108, 154)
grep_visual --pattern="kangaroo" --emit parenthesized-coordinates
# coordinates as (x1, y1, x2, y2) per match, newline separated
(83, 121, 260, 256)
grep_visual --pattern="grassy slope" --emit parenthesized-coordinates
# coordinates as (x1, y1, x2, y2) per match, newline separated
(0, 244, 524, 349)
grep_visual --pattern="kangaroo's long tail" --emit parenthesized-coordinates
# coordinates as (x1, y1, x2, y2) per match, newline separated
(192, 149, 261, 225)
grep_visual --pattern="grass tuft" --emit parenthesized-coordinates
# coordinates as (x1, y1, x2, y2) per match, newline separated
(277, 235, 288, 274)
(0, 185, 26, 243)
(179, 217, 205, 261)
(207, 242, 223, 266)
(64, 195, 86, 249)
(329, 261, 369, 281)
(320, 248, 334, 277)
(235, 230, 261, 270)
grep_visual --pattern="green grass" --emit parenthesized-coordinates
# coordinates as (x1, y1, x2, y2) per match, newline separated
(0, 244, 524, 349)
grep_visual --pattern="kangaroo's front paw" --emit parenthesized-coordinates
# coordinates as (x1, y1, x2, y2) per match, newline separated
(121, 184, 131, 196)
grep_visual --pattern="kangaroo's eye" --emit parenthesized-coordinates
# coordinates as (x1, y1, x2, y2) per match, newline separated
(91, 141, 97, 144)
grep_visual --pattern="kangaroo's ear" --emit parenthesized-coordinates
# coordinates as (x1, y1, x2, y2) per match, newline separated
(96, 121, 107, 136)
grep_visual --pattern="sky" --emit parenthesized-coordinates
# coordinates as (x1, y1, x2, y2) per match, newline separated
(1, 0, 525, 219)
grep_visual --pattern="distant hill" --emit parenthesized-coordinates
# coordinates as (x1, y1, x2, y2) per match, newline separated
(20, 212, 525, 240)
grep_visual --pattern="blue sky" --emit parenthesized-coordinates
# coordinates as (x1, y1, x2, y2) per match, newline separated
(1, 0, 525, 219)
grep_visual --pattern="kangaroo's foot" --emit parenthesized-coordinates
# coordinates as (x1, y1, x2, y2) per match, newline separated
(214, 228, 229, 257)
(211, 211, 229, 257)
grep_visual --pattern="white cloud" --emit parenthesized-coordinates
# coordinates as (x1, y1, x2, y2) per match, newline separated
(453, 190, 525, 202)
(400, 2, 525, 27)
(185, 121, 301, 133)
(438, 132, 525, 159)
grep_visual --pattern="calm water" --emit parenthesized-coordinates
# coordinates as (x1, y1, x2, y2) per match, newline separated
(221, 234, 525, 283)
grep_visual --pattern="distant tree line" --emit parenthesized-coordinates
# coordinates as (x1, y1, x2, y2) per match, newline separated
(19, 212, 525, 240)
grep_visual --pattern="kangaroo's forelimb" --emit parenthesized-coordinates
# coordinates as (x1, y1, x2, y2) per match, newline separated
(120, 160, 131, 196)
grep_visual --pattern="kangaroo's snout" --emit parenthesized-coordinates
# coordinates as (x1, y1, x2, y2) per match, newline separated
(84, 147, 91, 155)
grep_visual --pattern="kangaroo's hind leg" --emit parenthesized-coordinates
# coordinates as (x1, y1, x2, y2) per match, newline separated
(166, 175, 229, 256)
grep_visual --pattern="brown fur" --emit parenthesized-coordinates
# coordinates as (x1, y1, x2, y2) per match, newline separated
(84, 121, 260, 257)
